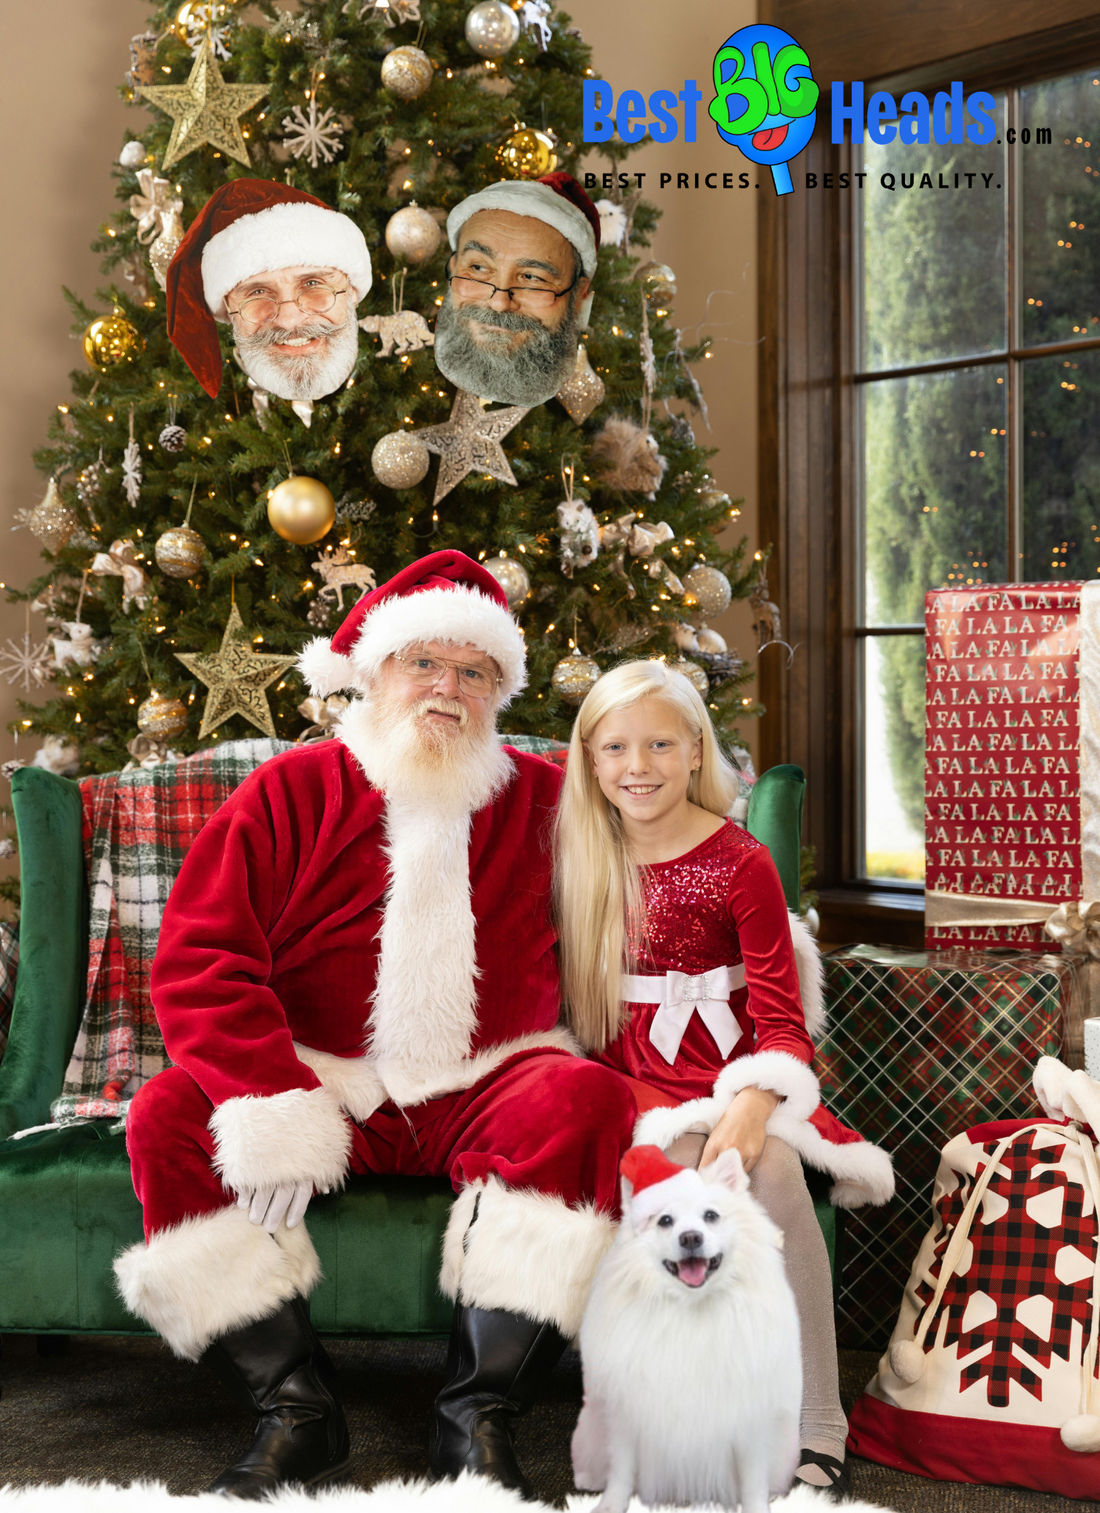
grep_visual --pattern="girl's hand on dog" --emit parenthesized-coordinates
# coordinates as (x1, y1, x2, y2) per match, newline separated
(702, 1086, 781, 1172)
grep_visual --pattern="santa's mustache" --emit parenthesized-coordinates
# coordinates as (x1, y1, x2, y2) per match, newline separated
(237, 319, 340, 351)
(413, 697, 469, 728)
(456, 305, 550, 336)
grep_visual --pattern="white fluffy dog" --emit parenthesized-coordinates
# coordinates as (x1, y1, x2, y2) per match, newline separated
(572, 1145, 802, 1513)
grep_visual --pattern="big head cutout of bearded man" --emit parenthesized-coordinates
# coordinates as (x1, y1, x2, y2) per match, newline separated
(435, 172, 600, 408)
(165, 180, 372, 403)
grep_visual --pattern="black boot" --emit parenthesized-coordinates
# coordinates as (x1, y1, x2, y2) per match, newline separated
(200, 1295, 350, 1499)
(429, 1302, 569, 1498)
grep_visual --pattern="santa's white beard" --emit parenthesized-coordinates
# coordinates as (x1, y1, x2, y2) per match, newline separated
(234, 312, 359, 401)
(338, 687, 509, 818)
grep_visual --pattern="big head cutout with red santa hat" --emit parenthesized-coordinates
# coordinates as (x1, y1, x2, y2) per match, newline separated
(435, 171, 600, 408)
(166, 179, 372, 403)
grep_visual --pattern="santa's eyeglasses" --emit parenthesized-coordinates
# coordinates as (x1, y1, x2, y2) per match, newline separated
(226, 280, 351, 327)
(392, 652, 501, 697)
(446, 258, 580, 312)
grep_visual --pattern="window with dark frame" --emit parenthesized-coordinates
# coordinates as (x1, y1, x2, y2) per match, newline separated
(856, 69, 1100, 888)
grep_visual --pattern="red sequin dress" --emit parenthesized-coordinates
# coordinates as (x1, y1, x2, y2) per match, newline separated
(592, 819, 811, 1102)
(592, 820, 893, 1208)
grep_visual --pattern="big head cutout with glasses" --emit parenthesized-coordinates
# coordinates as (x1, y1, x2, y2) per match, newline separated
(435, 173, 600, 408)
(165, 180, 372, 403)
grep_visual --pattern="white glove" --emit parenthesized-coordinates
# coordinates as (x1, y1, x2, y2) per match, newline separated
(237, 1181, 313, 1234)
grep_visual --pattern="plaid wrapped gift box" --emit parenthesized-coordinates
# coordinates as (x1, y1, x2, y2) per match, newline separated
(815, 943, 1084, 1349)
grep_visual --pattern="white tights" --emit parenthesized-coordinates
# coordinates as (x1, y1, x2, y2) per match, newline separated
(664, 1132, 847, 1487)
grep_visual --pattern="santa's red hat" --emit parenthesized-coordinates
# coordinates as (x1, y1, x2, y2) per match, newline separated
(166, 179, 372, 398)
(298, 550, 527, 704)
(446, 171, 601, 277)
(620, 1144, 700, 1223)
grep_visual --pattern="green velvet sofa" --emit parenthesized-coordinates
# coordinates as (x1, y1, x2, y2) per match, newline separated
(0, 756, 830, 1360)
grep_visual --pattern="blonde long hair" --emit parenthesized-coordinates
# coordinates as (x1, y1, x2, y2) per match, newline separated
(552, 660, 741, 1050)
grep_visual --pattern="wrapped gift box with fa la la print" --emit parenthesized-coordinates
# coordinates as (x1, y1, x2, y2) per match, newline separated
(924, 580, 1100, 953)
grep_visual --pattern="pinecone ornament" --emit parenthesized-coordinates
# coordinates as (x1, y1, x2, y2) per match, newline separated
(159, 424, 187, 453)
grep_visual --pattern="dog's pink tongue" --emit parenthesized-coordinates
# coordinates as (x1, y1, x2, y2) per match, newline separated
(677, 1258, 709, 1288)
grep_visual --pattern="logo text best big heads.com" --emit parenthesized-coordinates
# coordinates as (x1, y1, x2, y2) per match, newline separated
(583, 41, 1034, 197)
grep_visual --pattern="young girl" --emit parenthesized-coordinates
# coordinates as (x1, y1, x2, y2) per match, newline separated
(553, 660, 893, 1498)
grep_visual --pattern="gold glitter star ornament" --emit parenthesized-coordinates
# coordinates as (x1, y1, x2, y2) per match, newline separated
(136, 38, 268, 171)
(176, 603, 296, 738)
(415, 389, 530, 506)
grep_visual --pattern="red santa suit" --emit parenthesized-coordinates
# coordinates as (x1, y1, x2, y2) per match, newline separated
(115, 553, 637, 1362)
(602, 821, 894, 1208)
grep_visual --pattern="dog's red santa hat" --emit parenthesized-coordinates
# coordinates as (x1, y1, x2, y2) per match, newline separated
(620, 1145, 702, 1224)
(166, 179, 373, 399)
(298, 549, 527, 705)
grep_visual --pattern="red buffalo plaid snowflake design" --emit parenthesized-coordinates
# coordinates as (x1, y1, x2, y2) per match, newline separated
(848, 1118, 1100, 1499)
(915, 1130, 1097, 1407)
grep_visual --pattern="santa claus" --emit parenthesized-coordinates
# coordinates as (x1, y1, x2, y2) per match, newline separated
(166, 179, 372, 403)
(115, 551, 637, 1499)
(434, 172, 597, 407)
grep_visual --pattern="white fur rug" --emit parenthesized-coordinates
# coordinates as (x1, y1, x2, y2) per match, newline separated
(0, 1473, 897, 1512)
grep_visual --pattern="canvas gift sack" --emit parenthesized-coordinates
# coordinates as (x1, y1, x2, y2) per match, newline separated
(847, 1055, 1100, 1497)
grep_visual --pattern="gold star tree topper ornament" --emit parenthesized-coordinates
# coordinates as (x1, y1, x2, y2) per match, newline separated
(415, 389, 530, 506)
(176, 602, 296, 739)
(136, 37, 269, 171)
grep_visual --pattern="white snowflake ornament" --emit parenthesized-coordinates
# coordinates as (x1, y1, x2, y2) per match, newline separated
(184, 4, 233, 60)
(0, 632, 54, 691)
(282, 99, 345, 167)
(122, 409, 142, 507)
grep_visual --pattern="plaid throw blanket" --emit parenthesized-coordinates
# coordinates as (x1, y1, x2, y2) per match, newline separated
(52, 739, 293, 1125)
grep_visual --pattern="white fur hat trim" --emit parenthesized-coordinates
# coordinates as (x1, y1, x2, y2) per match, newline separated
(297, 584, 527, 704)
(447, 181, 597, 277)
(201, 201, 373, 320)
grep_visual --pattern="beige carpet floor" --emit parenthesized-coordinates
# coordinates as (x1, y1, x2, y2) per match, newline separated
(1, 1334, 1098, 1509)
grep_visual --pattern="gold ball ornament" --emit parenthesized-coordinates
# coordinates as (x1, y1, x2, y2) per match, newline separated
(464, 0, 520, 57)
(267, 476, 336, 545)
(667, 658, 709, 697)
(380, 45, 434, 101)
(682, 564, 732, 619)
(137, 687, 189, 741)
(635, 261, 678, 308)
(82, 315, 144, 372)
(385, 203, 442, 266)
(556, 342, 606, 425)
(155, 524, 205, 578)
(371, 431, 430, 490)
(483, 556, 530, 612)
(495, 125, 559, 180)
(551, 651, 600, 706)
(695, 624, 728, 655)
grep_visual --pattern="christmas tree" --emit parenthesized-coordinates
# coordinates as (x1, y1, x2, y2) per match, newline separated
(12, 0, 759, 775)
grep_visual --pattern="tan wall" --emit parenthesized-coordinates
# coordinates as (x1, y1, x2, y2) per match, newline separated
(0, 0, 758, 768)
(0, 0, 151, 771)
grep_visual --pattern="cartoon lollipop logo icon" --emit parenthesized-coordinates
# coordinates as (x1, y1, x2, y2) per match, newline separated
(708, 23, 819, 197)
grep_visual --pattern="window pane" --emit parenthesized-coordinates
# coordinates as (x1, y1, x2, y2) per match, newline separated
(864, 366, 1007, 625)
(1022, 346, 1100, 579)
(863, 635, 926, 880)
(861, 97, 1006, 371)
(1021, 71, 1100, 347)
